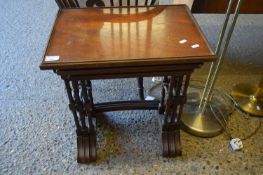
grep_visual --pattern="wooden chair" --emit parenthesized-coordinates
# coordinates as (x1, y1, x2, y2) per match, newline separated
(54, 0, 159, 101)
(55, 0, 157, 8)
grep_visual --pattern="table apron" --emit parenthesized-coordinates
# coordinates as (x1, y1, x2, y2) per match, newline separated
(57, 63, 202, 80)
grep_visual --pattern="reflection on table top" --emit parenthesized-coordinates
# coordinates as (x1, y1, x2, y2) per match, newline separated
(40, 5, 215, 70)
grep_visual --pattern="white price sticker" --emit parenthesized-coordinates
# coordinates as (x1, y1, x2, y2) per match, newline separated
(179, 39, 187, 44)
(191, 44, 200, 49)
(45, 56, 60, 62)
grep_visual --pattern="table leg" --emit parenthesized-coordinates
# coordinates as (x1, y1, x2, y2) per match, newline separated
(137, 77, 144, 100)
(158, 76, 168, 114)
(64, 79, 96, 163)
(161, 75, 190, 157)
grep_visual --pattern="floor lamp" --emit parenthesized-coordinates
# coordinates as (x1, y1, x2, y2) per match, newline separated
(180, 0, 244, 137)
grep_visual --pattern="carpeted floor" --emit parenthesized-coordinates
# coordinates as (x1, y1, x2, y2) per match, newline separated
(0, 0, 262, 174)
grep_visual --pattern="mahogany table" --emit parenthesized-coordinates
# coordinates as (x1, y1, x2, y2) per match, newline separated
(40, 5, 215, 163)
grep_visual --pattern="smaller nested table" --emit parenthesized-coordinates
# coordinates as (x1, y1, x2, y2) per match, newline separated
(40, 5, 215, 163)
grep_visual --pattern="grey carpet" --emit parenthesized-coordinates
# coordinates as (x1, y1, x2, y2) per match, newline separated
(0, 0, 263, 174)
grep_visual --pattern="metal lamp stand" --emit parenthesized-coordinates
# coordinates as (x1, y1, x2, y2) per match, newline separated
(180, 0, 244, 137)
(231, 78, 263, 117)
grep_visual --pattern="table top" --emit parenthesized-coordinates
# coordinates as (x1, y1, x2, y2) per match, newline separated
(40, 5, 215, 70)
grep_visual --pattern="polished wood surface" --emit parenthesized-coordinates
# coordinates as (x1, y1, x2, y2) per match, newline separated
(192, 0, 263, 14)
(40, 5, 215, 70)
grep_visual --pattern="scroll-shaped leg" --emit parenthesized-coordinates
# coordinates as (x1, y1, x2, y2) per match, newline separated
(77, 129, 96, 163)
(64, 79, 96, 163)
(162, 123, 182, 157)
(161, 75, 190, 157)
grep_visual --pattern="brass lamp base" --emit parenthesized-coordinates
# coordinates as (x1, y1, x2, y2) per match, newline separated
(231, 83, 263, 117)
(181, 95, 229, 138)
(148, 83, 231, 137)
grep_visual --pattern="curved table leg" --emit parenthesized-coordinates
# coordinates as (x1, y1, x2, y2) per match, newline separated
(161, 75, 190, 157)
(65, 79, 97, 163)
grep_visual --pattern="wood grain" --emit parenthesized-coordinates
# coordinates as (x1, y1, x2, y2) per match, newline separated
(40, 5, 215, 70)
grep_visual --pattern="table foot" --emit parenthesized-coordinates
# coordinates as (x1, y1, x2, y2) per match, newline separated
(77, 130, 97, 163)
(162, 124, 182, 157)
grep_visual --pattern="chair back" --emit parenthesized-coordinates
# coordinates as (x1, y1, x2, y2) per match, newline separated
(55, 0, 158, 8)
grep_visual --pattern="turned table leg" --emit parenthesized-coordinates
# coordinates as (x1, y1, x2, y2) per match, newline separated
(161, 75, 190, 157)
(137, 77, 144, 100)
(64, 79, 96, 163)
(159, 76, 169, 114)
